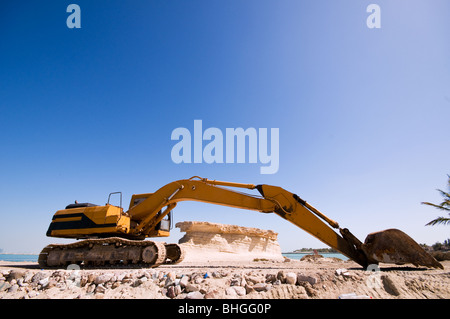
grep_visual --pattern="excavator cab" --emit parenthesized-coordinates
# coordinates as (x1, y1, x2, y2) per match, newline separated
(128, 192, 173, 237)
(157, 210, 172, 232)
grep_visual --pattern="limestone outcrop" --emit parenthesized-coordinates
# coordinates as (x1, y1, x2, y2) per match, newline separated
(176, 221, 283, 262)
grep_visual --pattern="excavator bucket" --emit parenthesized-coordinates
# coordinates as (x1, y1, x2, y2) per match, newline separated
(361, 229, 443, 269)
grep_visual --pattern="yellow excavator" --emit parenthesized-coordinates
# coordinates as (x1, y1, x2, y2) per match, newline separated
(39, 176, 443, 269)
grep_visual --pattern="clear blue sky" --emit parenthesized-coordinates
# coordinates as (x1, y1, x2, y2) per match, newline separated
(1, 0, 449, 253)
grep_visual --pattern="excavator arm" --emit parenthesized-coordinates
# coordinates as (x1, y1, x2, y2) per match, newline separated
(126, 177, 441, 268)
(43, 176, 443, 269)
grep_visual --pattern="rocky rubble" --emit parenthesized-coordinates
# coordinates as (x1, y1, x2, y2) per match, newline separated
(0, 267, 323, 299)
(2, 221, 449, 299)
(1, 258, 450, 299)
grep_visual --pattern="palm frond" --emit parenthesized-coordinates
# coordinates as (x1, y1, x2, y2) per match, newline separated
(438, 200, 450, 208)
(437, 189, 450, 201)
(421, 201, 450, 211)
(422, 175, 450, 226)
(425, 217, 450, 226)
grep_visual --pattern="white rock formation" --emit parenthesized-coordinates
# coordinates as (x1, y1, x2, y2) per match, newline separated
(176, 221, 284, 262)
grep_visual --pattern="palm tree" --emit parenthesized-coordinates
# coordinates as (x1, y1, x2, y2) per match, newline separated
(422, 175, 450, 226)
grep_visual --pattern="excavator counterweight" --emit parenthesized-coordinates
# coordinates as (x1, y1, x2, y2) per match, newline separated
(39, 177, 443, 269)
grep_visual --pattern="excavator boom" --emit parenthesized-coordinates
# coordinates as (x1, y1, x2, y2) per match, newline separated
(41, 176, 443, 269)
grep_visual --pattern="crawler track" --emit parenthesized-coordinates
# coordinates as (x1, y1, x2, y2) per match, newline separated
(38, 238, 184, 269)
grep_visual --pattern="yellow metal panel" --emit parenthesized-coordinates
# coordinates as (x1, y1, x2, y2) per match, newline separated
(50, 227, 120, 237)
(47, 205, 131, 238)
(52, 216, 82, 223)
(146, 230, 171, 237)
(53, 208, 85, 215)
(83, 205, 122, 225)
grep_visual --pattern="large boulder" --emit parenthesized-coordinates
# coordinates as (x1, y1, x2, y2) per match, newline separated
(176, 221, 284, 262)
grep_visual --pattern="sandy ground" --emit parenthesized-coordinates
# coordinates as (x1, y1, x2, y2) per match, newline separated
(1, 257, 449, 299)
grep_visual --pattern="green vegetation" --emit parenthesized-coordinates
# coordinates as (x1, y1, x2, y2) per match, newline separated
(422, 175, 450, 226)
(420, 239, 450, 252)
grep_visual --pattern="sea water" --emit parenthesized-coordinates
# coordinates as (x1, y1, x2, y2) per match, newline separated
(0, 253, 347, 263)
(0, 254, 39, 262)
(282, 253, 348, 261)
